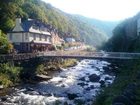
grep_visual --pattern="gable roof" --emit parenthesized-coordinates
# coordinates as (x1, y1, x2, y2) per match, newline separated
(10, 18, 54, 33)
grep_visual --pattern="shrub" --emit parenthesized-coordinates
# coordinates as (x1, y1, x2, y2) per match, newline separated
(0, 63, 22, 87)
(35, 64, 45, 75)
(0, 73, 12, 87)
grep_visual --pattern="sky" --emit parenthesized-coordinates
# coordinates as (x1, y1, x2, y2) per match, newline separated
(42, 0, 140, 21)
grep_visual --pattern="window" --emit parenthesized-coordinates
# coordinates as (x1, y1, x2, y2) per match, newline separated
(32, 25, 38, 30)
(45, 36, 47, 41)
(39, 35, 42, 41)
(9, 34, 12, 40)
(48, 37, 51, 42)
(25, 33, 28, 40)
(33, 34, 36, 40)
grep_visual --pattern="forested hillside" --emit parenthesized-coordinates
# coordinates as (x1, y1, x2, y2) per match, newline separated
(73, 15, 119, 37)
(103, 12, 140, 52)
(0, 0, 110, 47)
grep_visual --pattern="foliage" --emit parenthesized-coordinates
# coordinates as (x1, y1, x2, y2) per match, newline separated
(0, 73, 12, 88)
(35, 64, 45, 75)
(0, 30, 13, 54)
(93, 60, 140, 105)
(0, 63, 22, 87)
(104, 12, 140, 52)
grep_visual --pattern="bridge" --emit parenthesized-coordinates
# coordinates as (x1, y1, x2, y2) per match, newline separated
(0, 51, 140, 62)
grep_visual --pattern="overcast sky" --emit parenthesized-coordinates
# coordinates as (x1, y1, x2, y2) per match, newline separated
(42, 0, 140, 21)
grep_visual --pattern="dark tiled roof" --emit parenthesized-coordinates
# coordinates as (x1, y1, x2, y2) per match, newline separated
(21, 19, 53, 32)
(22, 20, 34, 31)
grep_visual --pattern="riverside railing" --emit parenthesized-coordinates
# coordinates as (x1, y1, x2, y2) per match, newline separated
(0, 52, 140, 62)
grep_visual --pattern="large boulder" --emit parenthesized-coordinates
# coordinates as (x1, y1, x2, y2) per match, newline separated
(67, 93, 78, 100)
(88, 74, 100, 82)
(34, 74, 52, 81)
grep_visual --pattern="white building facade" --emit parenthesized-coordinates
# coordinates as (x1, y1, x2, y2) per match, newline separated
(7, 18, 52, 52)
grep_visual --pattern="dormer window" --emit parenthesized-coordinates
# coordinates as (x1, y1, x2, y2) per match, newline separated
(32, 24, 38, 30)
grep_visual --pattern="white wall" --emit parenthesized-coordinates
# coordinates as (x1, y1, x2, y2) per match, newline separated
(7, 32, 51, 44)
(13, 18, 24, 32)
(7, 32, 30, 43)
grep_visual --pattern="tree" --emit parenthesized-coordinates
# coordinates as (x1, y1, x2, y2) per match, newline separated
(0, 30, 13, 54)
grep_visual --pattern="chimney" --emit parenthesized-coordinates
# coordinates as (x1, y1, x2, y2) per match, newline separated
(16, 18, 21, 25)
(13, 18, 23, 31)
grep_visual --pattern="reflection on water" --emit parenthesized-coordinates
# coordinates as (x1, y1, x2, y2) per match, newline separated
(2, 59, 115, 105)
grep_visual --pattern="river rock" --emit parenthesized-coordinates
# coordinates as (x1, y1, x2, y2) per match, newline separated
(26, 87, 34, 91)
(74, 98, 85, 105)
(27, 91, 40, 95)
(77, 82, 87, 87)
(67, 93, 78, 100)
(79, 77, 86, 81)
(85, 87, 91, 91)
(103, 66, 110, 71)
(105, 76, 112, 80)
(90, 85, 94, 89)
(0, 96, 8, 102)
(35, 74, 52, 81)
(0, 85, 4, 89)
(99, 80, 105, 87)
(88, 74, 100, 82)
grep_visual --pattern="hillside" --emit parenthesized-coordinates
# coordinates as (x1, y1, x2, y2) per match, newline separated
(0, 0, 112, 47)
(104, 12, 140, 52)
(73, 15, 119, 37)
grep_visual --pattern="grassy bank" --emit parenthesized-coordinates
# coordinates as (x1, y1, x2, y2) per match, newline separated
(93, 59, 140, 105)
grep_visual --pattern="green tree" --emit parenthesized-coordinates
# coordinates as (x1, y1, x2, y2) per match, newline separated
(0, 30, 13, 54)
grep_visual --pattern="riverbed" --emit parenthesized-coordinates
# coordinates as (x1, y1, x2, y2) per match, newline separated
(0, 59, 116, 105)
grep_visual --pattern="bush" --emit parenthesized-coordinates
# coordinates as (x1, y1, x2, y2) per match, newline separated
(0, 30, 13, 54)
(35, 64, 45, 75)
(0, 73, 12, 87)
(0, 63, 22, 87)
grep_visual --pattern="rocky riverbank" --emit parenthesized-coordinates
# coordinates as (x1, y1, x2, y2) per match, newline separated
(0, 58, 77, 95)
(0, 59, 116, 105)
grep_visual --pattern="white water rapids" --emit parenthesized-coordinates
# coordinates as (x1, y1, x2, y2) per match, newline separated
(1, 59, 116, 105)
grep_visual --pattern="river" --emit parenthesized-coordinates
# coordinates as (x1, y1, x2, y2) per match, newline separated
(1, 59, 116, 105)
